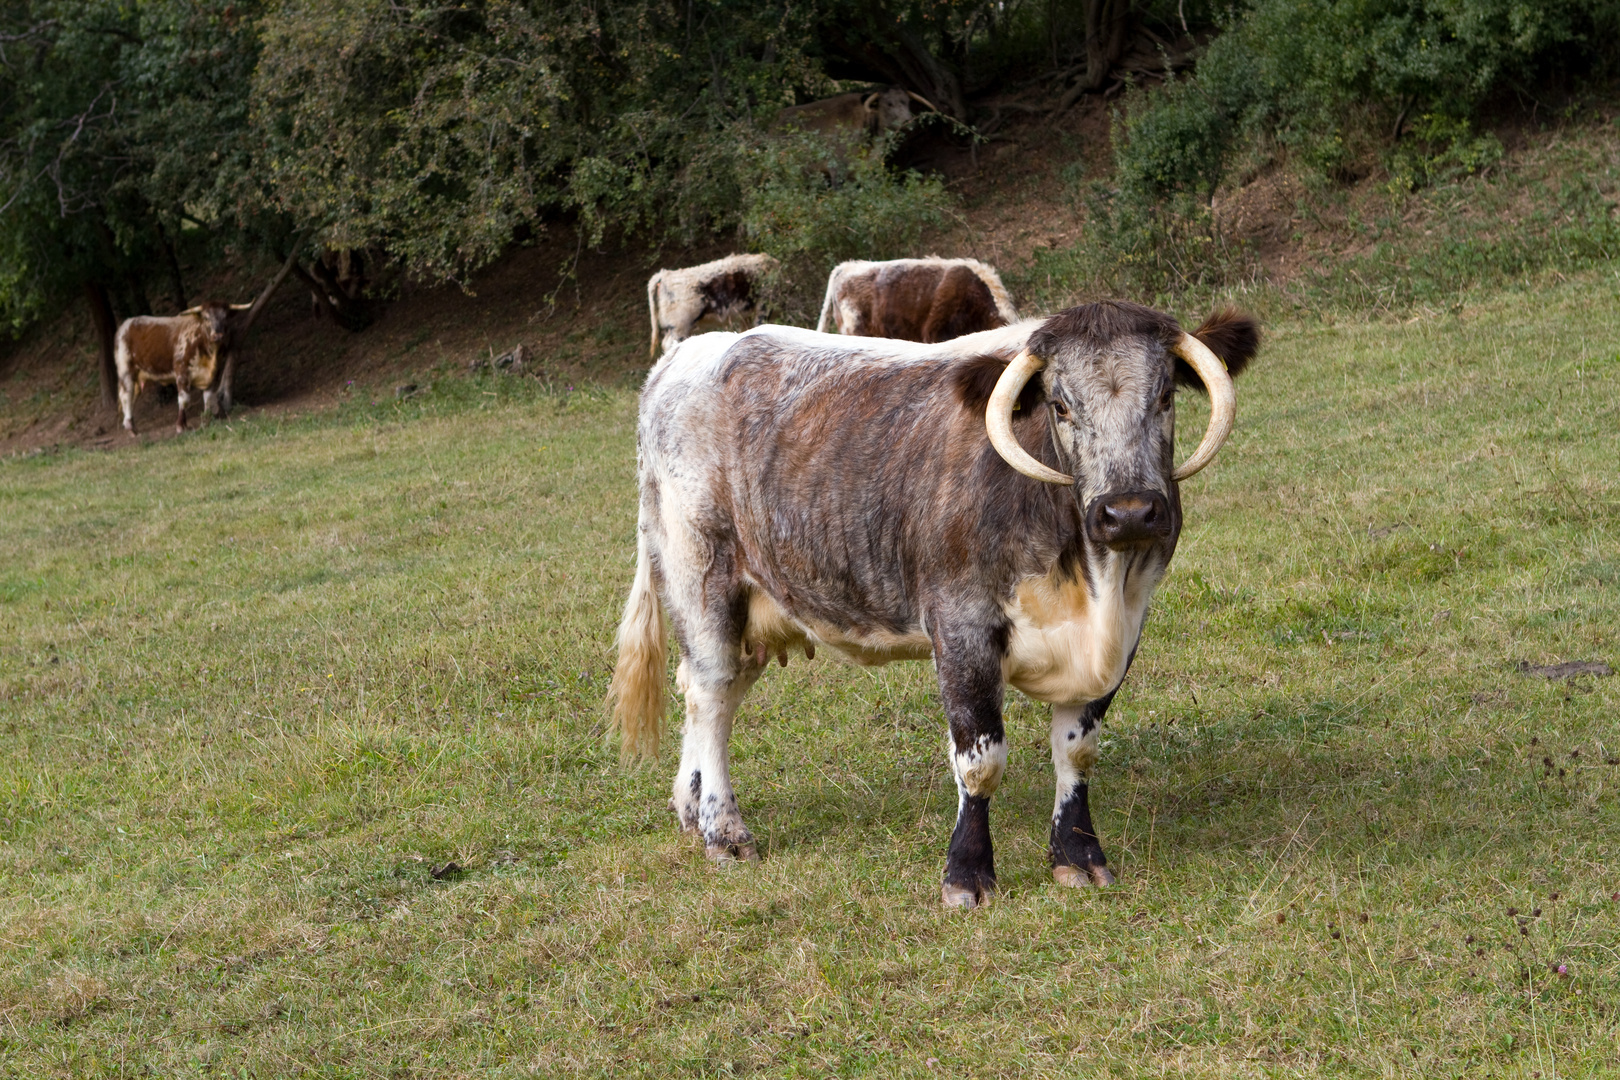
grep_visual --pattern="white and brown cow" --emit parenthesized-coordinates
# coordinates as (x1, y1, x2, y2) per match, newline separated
(609, 302, 1259, 907)
(114, 301, 242, 434)
(771, 87, 933, 143)
(647, 253, 780, 357)
(816, 257, 1020, 343)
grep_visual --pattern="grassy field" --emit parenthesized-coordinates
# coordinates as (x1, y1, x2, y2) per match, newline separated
(2, 272, 1619, 1078)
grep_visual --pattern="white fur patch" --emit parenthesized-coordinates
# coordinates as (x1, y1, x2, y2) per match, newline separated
(1003, 548, 1157, 706)
(951, 733, 1007, 797)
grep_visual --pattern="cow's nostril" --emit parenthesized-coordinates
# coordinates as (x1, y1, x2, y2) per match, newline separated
(1086, 491, 1170, 548)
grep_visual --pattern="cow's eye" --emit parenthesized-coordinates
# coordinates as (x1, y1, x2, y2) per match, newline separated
(1051, 399, 1070, 419)
(1157, 385, 1175, 411)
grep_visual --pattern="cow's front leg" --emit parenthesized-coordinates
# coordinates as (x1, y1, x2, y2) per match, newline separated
(933, 622, 1009, 909)
(1049, 695, 1115, 887)
(670, 652, 764, 863)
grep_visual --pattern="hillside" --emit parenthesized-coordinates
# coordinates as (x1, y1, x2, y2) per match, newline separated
(1, 95, 1616, 459)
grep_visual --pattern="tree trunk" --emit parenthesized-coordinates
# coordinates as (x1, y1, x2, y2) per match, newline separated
(304, 256, 373, 331)
(1082, 0, 1133, 91)
(156, 221, 188, 310)
(84, 282, 119, 408)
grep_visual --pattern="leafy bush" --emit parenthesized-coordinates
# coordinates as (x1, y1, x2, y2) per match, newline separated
(738, 133, 954, 265)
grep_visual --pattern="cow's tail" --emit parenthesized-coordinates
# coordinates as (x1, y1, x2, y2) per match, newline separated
(647, 273, 662, 359)
(814, 267, 840, 334)
(608, 525, 667, 760)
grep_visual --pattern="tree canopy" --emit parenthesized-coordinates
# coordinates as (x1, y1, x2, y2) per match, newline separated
(2, 0, 1615, 359)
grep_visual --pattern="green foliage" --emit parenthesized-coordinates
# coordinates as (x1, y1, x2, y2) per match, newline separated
(737, 133, 954, 265)
(253, 0, 833, 283)
(1060, 0, 1620, 303)
(0, 1, 269, 330)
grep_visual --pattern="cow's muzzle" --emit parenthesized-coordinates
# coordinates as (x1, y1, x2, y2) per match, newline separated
(1085, 490, 1171, 549)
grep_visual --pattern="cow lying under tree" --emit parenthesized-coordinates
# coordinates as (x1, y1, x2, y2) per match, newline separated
(647, 253, 780, 357)
(816, 257, 1020, 343)
(771, 87, 934, 143)
(609, 302, 1259, 907)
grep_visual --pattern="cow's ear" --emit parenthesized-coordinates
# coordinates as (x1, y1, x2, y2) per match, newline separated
(954, 354, 1045, 414)
(1176, 308, 1260, 387)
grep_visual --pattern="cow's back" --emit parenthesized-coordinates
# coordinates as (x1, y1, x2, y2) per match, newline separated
(866, 263, 1004, 343)
(116, 317, 181, 378)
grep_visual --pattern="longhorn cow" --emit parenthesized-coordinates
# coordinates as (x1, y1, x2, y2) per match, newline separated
(647, 253, 780, 357)
(816, 257, 1020, 342)
(114, 300, 246, 434)
(609, 303, 1259, 907)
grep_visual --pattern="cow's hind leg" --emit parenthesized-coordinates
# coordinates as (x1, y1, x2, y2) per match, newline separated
(174, 378, 191, 432)
(671, 650, 764, 862)
(932, 620, 1009, 909)
(660, 536, 763, 863)
(1049, 695, 1115, 888)
(118, 372, 137, 435)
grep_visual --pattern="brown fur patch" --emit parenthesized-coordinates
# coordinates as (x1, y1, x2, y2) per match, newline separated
(1026, 301, 1182, 359)
(952, 354, 1047, 414)
(1182, 308, 1261, 387)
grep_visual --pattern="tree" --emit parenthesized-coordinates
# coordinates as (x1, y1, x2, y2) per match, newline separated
(0, 0, 273, 403)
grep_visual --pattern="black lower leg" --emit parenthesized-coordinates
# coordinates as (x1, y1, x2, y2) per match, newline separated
(944, 793, 996, 901)
(1050, 781, 1107, 873)
(1050, 691, 1115, 877)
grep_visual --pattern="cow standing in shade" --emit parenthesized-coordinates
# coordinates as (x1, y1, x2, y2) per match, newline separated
(114, 301, 243, 434)
(609, 303, 1259, 907)
(816, 257, 1019, 343)
(647, 254, 780, 358)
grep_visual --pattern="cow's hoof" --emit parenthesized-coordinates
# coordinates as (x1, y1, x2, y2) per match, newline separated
(941, 882, 990, 909)
(706, 841, 759, 864)
(1053, 863, 1114, 888)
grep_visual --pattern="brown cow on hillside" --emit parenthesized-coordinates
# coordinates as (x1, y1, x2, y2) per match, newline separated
(114, 301, 243, 434)
(816, 257, 1020, 343)
(772, 87, 933, 142)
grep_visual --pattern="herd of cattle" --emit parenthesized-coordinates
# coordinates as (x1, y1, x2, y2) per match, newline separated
(617, 248, 1260, 908)
(108, 122, 1264, 911)
(114, 243, 1262, 910)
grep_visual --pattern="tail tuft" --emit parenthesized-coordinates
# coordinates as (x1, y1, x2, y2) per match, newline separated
(607, 531, 667, 759)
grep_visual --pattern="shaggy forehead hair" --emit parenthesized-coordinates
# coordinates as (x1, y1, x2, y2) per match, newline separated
(1026, 300, 1182, 361)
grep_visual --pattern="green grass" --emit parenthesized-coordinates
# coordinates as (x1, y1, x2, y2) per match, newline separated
(2, 271, 1619, 1078)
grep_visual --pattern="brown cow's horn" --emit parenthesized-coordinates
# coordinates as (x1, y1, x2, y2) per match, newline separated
(862, 93, 880, 109)
(987, 350, 1073, 485)
(1170, 332, 1236, 480)
(906, 91, 938, 112)
(229, 303, 253, 310)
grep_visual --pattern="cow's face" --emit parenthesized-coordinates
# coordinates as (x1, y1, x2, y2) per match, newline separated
(987, 303, 1257, 553)
(197, 302, 230, 344)
(873, 87, 914, 131)
(1042, 330, 1180, 550)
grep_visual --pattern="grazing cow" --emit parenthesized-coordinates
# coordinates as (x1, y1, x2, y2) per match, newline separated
(609, 302, 1258, 907)
(114, 301, 247, 434)
(647, 254, 780, 357)
(816, 258, 1020, 343)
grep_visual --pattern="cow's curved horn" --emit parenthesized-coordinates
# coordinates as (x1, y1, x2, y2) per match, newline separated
(987, 350, 1073, 485)
(906, 91, 938, 112)
(1170, 332, 1236, 481)
(862, 93, 880, 109)
(228, 303, 253, 310)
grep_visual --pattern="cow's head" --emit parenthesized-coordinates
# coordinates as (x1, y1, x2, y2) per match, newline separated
(985, 302, 1259, 551)
(194, 301, 232, 347)
(862, 87, 934, 133)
